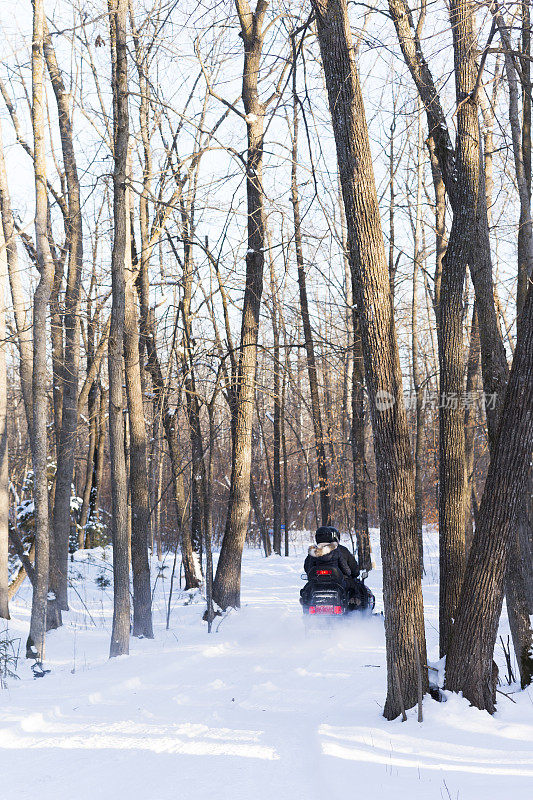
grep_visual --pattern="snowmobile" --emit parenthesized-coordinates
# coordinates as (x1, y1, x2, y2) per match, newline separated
(300, 565, 375, 618)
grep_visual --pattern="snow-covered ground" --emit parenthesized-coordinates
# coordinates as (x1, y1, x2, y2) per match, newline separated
(1, 529, 532, 800)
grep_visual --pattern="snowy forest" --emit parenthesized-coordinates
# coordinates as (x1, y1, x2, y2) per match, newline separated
(0, 0, 532, 798)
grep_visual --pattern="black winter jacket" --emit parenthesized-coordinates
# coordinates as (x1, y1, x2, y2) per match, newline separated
(337, 544, 360, 578)
(304, 541, 351, 579)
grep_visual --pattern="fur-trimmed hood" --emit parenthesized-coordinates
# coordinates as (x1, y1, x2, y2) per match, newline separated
(308, 541, 338, 557)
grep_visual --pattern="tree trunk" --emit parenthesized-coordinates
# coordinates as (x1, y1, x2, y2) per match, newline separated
(388, 0, 532, 678)
(0, 121, 33, 435)
(339, 169, 371, 569)
(312, 0, 428, 720)
(0, 218, 9, 619)
(290, 52, 330, 525)
(27, 0, 55, 661)
(436, 0, 482, 657)
(44, 27, 83, 612)
(281, 352, 290, 556)
(108, 0, 130, 658)
(250, 476, 271, 557)
(412, 106, 425, 571)
(446, 280, 533, 710)
(351, 321, 371, 571)
(464, 305, 480, 554)
(204, 402, 216, 629)
(181, 206, 205, 583)
(86, 385, 106, 548)
(213, 1, 269, 609)
(268, 245, 282, 554)
(135, 270, 195, 584)
(124, 214, 153, 638)
(78, 380, 98, 545)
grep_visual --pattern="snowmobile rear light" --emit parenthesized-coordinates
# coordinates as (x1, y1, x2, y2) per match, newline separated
(309, 606, 316, 614)
(333, 606, 342, 615)
(317, 569, 332, 575)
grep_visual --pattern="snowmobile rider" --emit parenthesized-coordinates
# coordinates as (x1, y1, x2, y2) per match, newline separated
(305, 526, 365, 607)
(304, 535, 352, 581)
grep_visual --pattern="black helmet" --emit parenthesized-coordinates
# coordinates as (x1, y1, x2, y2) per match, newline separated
(315, 525, 340, 544)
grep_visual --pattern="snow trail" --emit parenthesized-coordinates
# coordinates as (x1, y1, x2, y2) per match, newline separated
(1, 531, 532, 799)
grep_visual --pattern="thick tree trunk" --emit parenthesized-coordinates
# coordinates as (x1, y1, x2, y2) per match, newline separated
(213, 1, 269, 610)
(519, 0, 533, 616)
(0, 220, 9, 619)
(497, 5, 533, 624)
(108, 0, 130, 658)
(436, 0, 481, 656)
(446, 280, 533, 710)
(27, 0, 55, 661)
(312, 0, 428, 719)
(388, 0, 533, 679)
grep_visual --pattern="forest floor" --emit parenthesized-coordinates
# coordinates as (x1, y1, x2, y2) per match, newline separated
(1, 529, 532, 800)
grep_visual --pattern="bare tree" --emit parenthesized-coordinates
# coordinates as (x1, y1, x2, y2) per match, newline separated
(108, 0, 131, 658)
(43, 24, 84, 613)
(125, 194, 153, 639)
(213, 1, 271, 609)
(446, 280, 533, 709)
(0, 217, 9, 619)
(311, 0, 428, 719)
(388, 0, 533, 676)
(27, 0, 55, 661)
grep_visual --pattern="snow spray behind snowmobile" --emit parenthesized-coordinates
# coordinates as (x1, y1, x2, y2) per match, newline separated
(299, 566, 375, 618)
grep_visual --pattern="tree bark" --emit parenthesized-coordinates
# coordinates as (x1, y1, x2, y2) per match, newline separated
(494, 9, 533, 326)
(0, 217, 9, 619)
(108, 0, 130, 658)
(388, 0, 532, 678)
(268, 243, 282, 554)
(250, 475, 271, 557)
(339, 172, 371, 569)
(181, 205, 205, 583)
(446, 280, 533, 709)
(312, 0, 428, 719)
(436, 0, 482, 657)
(27, 0, 55, 660)
(44, 25, 83, 612)
(464, 305, 481, 554)
(213, 1, 269, 609)
(412, 106, 425, 571)
(351, 320, 371, 571)
(124, 209, 153, 638)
